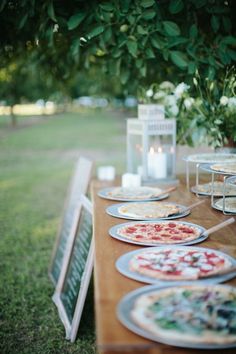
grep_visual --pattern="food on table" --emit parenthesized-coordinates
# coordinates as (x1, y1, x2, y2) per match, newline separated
(118, 202, 181, 219)
(117, 221, 202, 244)
(186, 153, 236, 163)
(106, 186, 164, 200)
(210, 164, 236, 175)
(129, 247, 232, 280)
(215, 197, 236, 212)
(192, 181, 236, 196)
(131, 284, 236, 345)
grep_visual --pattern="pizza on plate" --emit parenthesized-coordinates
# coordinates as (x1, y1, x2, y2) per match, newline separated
(106, 186, 164, 200)
(131, 284, 236, 345)
(215, 197, 236, 212)
(118, 202, 181, 219)
(211, 163, 236, 175)
(129, 247, 232, 280)
(117, 221, 202, 244)
(187, 153, 236, 163)
(192, 181, 236, 196)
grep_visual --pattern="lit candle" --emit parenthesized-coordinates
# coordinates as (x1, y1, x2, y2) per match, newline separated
(148, 147, 167, 179)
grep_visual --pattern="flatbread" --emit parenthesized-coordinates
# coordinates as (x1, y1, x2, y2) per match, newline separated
(187, 153, 236, 163)
(118, 202, 181, 219)
(131, 284, 236, 345)
(129, 247, 232, 280)
(211, 164, 236, 175)
(215, 197, 236, 212)
(106, 186, 163, 200)
(117, 221, 202, 244)
(192, 181, 236, 196)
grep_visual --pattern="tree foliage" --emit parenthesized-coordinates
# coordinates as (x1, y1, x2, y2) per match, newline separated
(0, 0, 235, 93)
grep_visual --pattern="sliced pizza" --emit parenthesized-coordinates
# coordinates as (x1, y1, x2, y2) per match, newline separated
(131, 284, 236, 345)
(129, 247, 232, 280)
(192, 181, 236, 196)
(118, 202, 181, 219)
(117, 221, 202, 244)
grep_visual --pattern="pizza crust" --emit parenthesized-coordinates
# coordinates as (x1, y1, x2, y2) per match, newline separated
(131, 285, 236, 345)
(211, 163, 236, 174)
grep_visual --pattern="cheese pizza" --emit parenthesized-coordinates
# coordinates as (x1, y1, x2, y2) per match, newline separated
(129, 247, 232, 280)
(118, 202, 181, 219)
(211, 163, 236, 175)
(106, 186, 164, 200)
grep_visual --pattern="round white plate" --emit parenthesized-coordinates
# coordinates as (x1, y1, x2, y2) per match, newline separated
(97, 187, 169, 202)
(106, 202, 190, 221)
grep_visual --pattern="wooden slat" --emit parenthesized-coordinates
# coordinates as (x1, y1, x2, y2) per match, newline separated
(91, 177, 236, 354)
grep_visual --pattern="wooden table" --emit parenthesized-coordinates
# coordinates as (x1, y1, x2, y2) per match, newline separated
(91, 177, 236, 354)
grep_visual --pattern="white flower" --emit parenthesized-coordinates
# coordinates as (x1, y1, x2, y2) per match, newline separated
(174, 82, 190, 99)
(220, 96, 229, 106)
(228, 97, 236, 108)
(165, 94, 177, 106)
(153, 91, 165, 100)
(184, 97, 194, 109)
(159, 81, 175, 91)
(193, 77, 198, 86)
(168, 104, 179, 116)
(146, 89, 153, 98)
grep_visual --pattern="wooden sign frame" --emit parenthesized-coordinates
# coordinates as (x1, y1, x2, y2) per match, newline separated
(52, 195, 94, 342)
(49, 156, 93, 285)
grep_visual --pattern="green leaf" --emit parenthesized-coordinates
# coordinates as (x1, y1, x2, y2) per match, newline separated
(128, 15, 135, 25)
(222, 36, 236, 45)
(112, 48, 122, 58)
(68, 13, 86, 30)
(222, 16, 232, 32)
(120, 67, 129, 84)
(150, 36, 165, 49)
(18, 14, 28, 29)
(228, 49, 236, 61)
(188, 61, 196, 74)
(137, 25, 148, 35)
(167, 37, 188, 48)
(163, 21, 180, 36)
(170, 50, 188, 68)
(47, 2, 56, 22)
(126, 39, 137, 57)
(140, 0, 155, 8)
(140, 64, 147, 77)
(189, 24, 198, 38)
(211, 15, 220, 33)
(169, 0, 184, 14)
(142, 10, 156, 20)
(87, 26, 105, 39)
(136, 59, 143, 68)
(103, 27, 112, 42)
(99, 3, 114, 11)
(146, 47, 155, 58)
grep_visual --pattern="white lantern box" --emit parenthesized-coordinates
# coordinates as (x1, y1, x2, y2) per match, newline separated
(127, 118, 177, 184)
(138, 104, 165, 120)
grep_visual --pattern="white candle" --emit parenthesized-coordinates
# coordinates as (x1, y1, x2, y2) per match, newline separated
(148, 147, 167, 179)
(97, 166, 115, 181)
(122, 173, 141, 187)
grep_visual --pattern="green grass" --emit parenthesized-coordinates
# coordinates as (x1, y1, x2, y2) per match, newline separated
(0, 109, 126, 353)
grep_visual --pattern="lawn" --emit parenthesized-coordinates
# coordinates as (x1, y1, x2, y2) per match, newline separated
(0, 109, 126, 354)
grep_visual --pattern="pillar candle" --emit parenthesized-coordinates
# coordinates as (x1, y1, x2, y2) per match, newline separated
(148, 147, 167, 179)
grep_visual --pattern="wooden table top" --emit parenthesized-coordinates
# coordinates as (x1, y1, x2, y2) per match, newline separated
(91, 177, 236, 354)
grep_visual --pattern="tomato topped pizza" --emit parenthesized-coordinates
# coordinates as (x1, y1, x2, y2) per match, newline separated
(118, 202, 181, 219)
(131, 284, 236, 345)
(117, 221, 202, 244)
(129, 247, 232, 280)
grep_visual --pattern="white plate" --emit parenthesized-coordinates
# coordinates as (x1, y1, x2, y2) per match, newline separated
(191, 184, 236, 197)
(117, 284, 236, 349)
(106, 202, 190, 221)
(212, 197, 236, 213)
(109, 220, 207, 247)
(183, 153, 236, 163)
(116, 245, 236, 284)
(97, 187, 169, 202)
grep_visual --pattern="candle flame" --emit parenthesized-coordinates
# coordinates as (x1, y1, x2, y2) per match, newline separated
(149, 147, 155, 154)
(157, 147, 162, 153)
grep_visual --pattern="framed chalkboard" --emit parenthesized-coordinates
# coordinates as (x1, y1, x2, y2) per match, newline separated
(49, 156, 93, 285)
(52, 195, 93, 342)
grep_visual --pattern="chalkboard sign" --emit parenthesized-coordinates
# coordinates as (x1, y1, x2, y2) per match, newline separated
(52, 195, 93, 342)
(49, 156, 93, 285)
